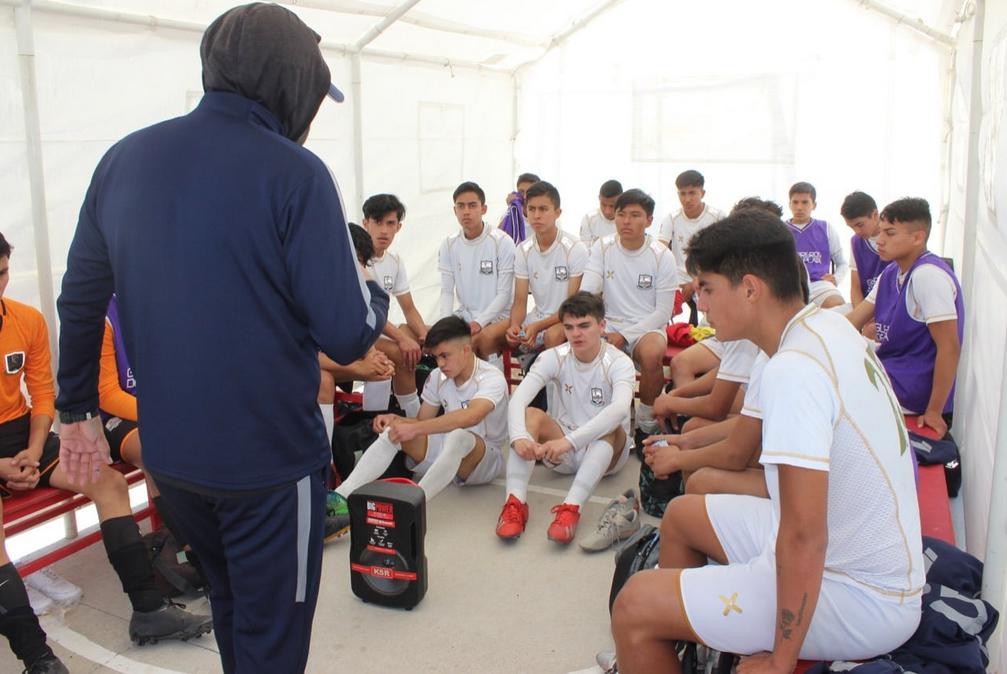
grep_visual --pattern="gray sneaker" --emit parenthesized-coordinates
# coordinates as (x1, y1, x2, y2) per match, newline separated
(579, 489, 641, 552)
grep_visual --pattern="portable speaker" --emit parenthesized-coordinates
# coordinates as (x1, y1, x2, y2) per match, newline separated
(348, 478, 427, 610)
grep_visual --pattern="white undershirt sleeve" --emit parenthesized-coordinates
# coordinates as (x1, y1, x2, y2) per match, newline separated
(907, 264, 959, 323)
(507, 353, 556, 443)
(828, 222, 849, 283)
(580, 241, 604, 294)
(759, 352, 837, 471)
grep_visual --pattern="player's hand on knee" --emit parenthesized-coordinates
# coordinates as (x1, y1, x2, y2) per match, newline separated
(505, 325, 523, 347)
(397, 337, 422, 369)
(389, 419, 420, 444)
(541, 438, 573, 463)
(512, 439, 537, 461)
(520, 326, 540, 349)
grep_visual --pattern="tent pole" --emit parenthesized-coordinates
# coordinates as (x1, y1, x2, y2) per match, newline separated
(351, 53, 364, 217)
(13, 2, 59, 376)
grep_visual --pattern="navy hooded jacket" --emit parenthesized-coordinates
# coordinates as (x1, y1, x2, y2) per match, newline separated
(55, 4, 387, 490)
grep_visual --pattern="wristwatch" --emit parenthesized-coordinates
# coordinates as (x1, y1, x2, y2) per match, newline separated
(58, 410, 97, 424)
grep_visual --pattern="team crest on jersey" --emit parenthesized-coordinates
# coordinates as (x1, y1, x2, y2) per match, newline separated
(480, 260, 494, 275)
(554, 265, 569, 281)
(382, 275, 394, 291)
(590, 387, 605, 406)
(637, 274, 653, 289)
(4, 351, 24, 375)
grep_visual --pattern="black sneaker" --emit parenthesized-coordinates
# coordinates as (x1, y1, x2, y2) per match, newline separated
(129, 601, 213, 645)
(24, 654, 68, 674)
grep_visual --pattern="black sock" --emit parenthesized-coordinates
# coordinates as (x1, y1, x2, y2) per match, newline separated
(0, 563, 54, 666)
(100, 516, 163, 613)
(152, 496, 188, 549)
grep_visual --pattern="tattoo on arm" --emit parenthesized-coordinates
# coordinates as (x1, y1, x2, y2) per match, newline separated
(779, 593, 809, 641)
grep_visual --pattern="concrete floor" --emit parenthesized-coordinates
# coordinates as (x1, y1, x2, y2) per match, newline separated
(1, 458, 652, 674)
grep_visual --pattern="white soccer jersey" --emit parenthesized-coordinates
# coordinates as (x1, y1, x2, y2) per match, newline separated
(758, 304, 924, 597)
(515, 230, 589, 321)
(579, 210, 616, 245)
(740, 351, 768, 419)
(865, 263, 959, 324)
(657, 205, 726, 284)
(580, 235, 678, 343)
(420, 357, 510, 450)
(368, 250, 410, 297)
(509, 342, 636, 450)
(716, 339, 761, 385)
(438, 224, 516, 326)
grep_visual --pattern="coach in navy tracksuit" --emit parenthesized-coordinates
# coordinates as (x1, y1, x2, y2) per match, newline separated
(53, 5, 387, 672)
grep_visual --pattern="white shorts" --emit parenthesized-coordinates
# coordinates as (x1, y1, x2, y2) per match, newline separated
(543, 431, 631, 476)
(408, 432, 503, 486)
(678, 494, 921, 660)
(697, 336, 725, 360)
(606, 325, 667, 362)
(808, 280, 843, 306)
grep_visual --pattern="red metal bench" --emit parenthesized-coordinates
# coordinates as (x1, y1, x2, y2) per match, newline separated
(3, 463, 159, 577)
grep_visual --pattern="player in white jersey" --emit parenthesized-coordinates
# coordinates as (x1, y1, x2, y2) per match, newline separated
(332, 317, 507, 502)
(496, 292, 635, 544)
(657, 170, 725, 325)
(654, 337, 759, 430)
(611, 210, 923, 674)
(580, 188, 677, 443)
(480, 181, 589, 356)
(438, 181, 517, 359)
(361, 194, 429, 417)
(579, 179, 622, 245)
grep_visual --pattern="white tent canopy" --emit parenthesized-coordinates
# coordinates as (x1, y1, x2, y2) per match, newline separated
(2, 0, 1006, 668)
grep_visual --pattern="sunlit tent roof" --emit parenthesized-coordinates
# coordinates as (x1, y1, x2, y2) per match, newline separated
(2, 0, 1006, 670)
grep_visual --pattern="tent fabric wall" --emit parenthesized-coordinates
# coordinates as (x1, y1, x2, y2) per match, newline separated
(515, 0, 949, 267)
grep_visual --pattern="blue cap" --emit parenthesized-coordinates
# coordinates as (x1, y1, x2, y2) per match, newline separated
(328, 82, 345, 103)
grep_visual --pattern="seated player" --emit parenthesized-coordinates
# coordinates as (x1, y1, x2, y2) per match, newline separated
(580, 179, 622, 245)
(0, 235, 210, 646)
(611, 210, 922, 673)
(496, 292, 634, 544)
(362, 194, 429, 417)
(787, 181, 848, 309)
(480, 181, 589, 355)
(841, 191, 887, 306)
(318, 222, 395, 402)
(331, 317, 507, 501)
(580, 189, 677, 446)
(439, 182, 516, 359)
(846, 197, 962, 438)
(658, 170, 725, 325)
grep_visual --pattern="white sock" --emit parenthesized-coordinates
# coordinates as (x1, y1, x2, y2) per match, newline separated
(564, 440, 614, 507)
(417, 430, 476, 500)
(395, 391, 421, 418)
(505, 447, 534, 502)
(335, 430, 400, 498)
(636, 402, 658, 432)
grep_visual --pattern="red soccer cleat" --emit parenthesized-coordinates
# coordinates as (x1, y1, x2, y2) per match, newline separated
(547, 503, 581, 544)
(496, 494, 530, 540)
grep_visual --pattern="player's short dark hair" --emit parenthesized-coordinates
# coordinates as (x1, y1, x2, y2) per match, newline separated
(881, 197, 932, 237)
(516, 173, 540, 187)
(615, 188, 656, 217)
(599, 180, 623, 199)
(730, 197, 783, 218)
(425, 316, 472, 349)
(840, 191, 878, 220)
(559, 291, 605, 323)
(686, 209, 805, 303)
(362, 193, 405, 223)
(0, 233, 11, 259)
(675, 170, 705, 189)
(348, 223, 373, 266)
(525, 181, 560, 209)
(453, 181, 486, 205)
(789, 181, 817, 201)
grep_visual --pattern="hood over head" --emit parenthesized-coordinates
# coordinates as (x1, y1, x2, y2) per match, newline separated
(201, 3, 332, 142)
